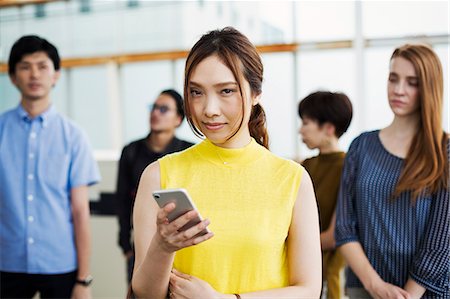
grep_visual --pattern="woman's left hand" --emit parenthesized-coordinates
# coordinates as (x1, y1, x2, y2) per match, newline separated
(169, 268, 220, 299)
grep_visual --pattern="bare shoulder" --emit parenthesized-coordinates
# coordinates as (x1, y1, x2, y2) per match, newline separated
(141, 160, 161, 182)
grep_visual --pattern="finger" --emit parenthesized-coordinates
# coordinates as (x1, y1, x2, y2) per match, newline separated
(172, 268, 192, 280)
(167, 210, 198, 233)
(173, 218, 211, 242)
(189, 230, 214, 246)
(156, 203, 176, 224)
(398, 289, 411, 299)
(170, 272, 188, 288)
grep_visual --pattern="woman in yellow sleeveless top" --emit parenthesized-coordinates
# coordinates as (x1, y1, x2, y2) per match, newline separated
(131, 27, 322, 299)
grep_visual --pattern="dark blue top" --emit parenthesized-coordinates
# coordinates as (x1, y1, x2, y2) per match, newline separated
(335, 130, 449, 298)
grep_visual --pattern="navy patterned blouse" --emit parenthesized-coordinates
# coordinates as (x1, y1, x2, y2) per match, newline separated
(335, 130, 449, 298)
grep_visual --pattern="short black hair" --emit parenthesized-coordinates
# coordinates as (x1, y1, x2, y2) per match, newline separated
(8, 35, 60, 75)
(298, 91, 353, 138)
(160, 89, 185, 121)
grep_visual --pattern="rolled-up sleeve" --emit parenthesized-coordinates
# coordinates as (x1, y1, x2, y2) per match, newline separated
(69, 129, 101, 188)
(409, 185, 450, 295)
(335, 137, 361, 247)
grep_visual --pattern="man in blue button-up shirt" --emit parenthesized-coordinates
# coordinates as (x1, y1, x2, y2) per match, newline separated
(0, 36, 100, 299)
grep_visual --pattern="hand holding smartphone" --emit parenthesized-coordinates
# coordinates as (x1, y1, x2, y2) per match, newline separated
(152, 188, 211, 236)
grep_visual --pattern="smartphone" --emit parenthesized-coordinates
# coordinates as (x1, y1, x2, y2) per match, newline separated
(152, 188, 210, 236)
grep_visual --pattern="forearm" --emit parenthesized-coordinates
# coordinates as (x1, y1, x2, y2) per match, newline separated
(339, 242, 382, 290)
(72, 197, 92, 278)
(132, 236, 175, 299)
(320, 229, 336, 251)
(404, 279, 426, 298)
(321, 212, 337, 251)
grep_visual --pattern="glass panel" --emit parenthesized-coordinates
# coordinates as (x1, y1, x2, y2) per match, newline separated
(363, 1, 449, 38)
(52, 69, 69, 116)
(70, 66, 111, 150)
(121, 60, 196, 146)
(297, 48, 357, 157)
(295, 1, 355, 42)
(363, 47, 393, 131)
(261, 53, 296, 159)
(0, 20, 21, 62)
(0, 74, 20, 113)
(69, 12, 119, 57)
(173, 59, 198, 144)
(434, 44, 449, 132)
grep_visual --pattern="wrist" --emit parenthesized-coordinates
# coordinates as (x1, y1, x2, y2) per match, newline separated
(362, 274, 382, 293)
(75, 274, 93, 287)
(152, 234, 176, 255)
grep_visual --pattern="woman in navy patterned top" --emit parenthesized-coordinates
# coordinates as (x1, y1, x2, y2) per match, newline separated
(335, 44, 449, 299)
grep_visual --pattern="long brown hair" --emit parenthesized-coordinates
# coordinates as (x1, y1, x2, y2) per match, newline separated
(391, 44, 449, 200)
(183, 27, 269, 149)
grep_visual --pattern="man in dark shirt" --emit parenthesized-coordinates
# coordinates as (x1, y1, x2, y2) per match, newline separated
(115, 89, 193, 283)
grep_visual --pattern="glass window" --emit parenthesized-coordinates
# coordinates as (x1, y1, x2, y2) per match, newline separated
(295, 1, 355, 42)
(173, 59, 198, 144)
(363, 1, 449, 38)
(0, 74, 19, 112)
(69, 12, 119, 57)
(0, 20, 21, 62)
(363, 47, 393, 132)
(70, 66, 111, 150)
(122, 61, 178, 144)
(52, 69, 69, 116)
(297, 48, 357, 156)
(261, 53, 296, 159)
(434, 44, 449, 132)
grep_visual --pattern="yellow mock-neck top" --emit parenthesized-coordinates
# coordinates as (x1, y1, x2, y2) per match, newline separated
(159, 138, 303, 294)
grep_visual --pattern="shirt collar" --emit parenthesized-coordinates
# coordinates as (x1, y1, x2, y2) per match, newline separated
(16, 104, 56, 128)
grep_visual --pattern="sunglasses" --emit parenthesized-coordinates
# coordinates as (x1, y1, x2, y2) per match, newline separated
(149, 104, 173, 114)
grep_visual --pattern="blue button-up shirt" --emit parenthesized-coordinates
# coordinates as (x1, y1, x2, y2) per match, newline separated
(0, 104, 100, 274)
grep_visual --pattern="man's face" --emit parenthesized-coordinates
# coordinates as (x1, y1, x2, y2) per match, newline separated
(149, 94, 182, 133)
(10, 51, 60, 102)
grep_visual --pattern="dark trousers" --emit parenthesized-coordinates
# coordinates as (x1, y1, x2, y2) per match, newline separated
(0, 271, 77, 299)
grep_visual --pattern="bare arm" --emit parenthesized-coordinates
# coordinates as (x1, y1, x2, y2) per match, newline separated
(131, 162, 172, 299)
(403, 279, 426, 298)
(320, 212, 337, 251)
(131, 162, 213, 299)
(71, 185, 92, 299)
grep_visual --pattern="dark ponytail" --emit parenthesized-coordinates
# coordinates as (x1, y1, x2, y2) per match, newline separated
(249, 103, 269, 149)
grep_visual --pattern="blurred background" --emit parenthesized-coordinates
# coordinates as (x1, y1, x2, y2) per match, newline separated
(0, 0, 448, 297)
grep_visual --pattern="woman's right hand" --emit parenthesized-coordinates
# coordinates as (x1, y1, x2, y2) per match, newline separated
(154, 203, 214, 253)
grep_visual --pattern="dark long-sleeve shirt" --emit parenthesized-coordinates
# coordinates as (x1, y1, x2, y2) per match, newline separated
(335, 131, 449, 298)
(115, 134, 193, 254)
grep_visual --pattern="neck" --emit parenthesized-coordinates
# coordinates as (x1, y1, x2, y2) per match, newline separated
(20, 98, 51, 118)
(386, 113, 420, 139)
(148, 130, 175, 152)
(318, 137, 340, 154)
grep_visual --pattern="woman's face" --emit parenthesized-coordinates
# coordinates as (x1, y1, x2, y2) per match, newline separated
(387, 56, 420, 117)
(188, 55, 259, 148)
(299, 117, 328, 150)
